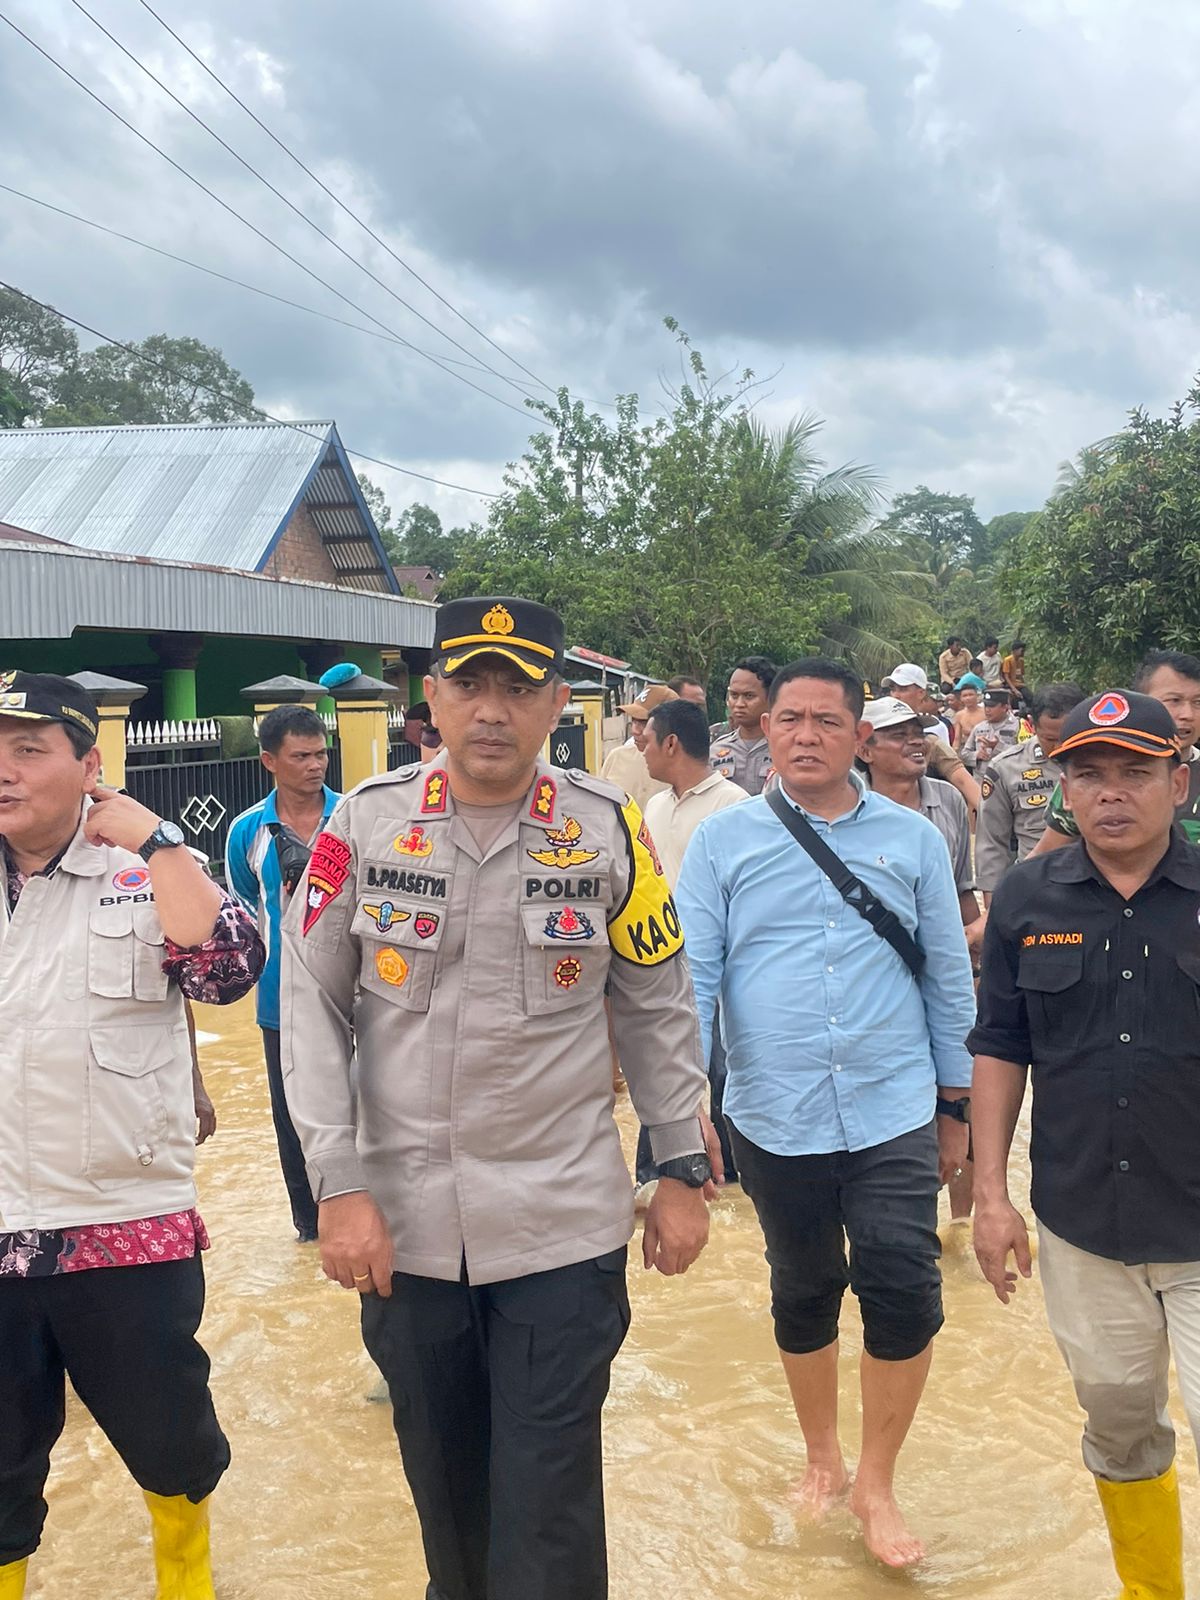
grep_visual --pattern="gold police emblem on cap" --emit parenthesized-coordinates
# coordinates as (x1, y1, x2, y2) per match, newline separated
(481, 605, 515, 636)
(0, 671, 15, 691)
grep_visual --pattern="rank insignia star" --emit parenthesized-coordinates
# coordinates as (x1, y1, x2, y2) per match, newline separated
(527, 816, 599, 869)
(420, 769, 449, 815)
(529, 775, 557, 822)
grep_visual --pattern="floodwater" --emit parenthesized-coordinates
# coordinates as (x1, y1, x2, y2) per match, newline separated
(30, 996, 1199, 1599)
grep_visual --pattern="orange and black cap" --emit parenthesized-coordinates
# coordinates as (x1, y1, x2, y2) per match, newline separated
(0, 670, 98, 743)
(1050, 689, 1180, 762)
(432, 596, 565, 683)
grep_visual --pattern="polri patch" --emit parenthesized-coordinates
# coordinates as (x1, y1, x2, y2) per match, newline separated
(302, 832, 353, 935)
(527, 816, 599, 870)
(544, 906, 595, 941)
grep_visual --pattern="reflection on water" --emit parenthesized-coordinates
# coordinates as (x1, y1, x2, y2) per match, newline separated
(32, 997, 1198, 1597)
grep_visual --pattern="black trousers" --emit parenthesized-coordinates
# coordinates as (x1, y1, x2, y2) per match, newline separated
(362, 1248, 631, 1600)
(261, 1026, 318, 1238)
(730, 1119, 944, 1362)
(0, 1255, 230, 1563)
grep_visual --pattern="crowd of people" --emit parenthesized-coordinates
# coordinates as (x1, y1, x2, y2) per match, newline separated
(1, 614, 1198, 1600)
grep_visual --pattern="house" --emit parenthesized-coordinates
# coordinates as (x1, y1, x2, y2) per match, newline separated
(392, 563, 442, 599)
(0, 419, 435, 719)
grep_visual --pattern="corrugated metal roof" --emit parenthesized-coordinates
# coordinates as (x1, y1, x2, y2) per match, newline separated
(0, 540, 435, 649)
(0, 420, 366, 574)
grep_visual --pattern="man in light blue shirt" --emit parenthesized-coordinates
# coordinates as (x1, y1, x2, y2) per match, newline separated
(675, 656, 975, 1571)
(226, 705, 339, 1241)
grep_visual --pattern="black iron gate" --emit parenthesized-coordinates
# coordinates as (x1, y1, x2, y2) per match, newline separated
(549, 722, 588, 771)
(125, 756, 270, 869)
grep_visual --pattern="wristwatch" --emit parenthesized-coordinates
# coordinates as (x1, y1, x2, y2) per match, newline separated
(656, 1153, 713, 1188)
(138, 819, 186, 861)
(936, 1096, 971, 1124)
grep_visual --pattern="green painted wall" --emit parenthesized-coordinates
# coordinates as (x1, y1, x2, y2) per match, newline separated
(195, 637, 307, 717)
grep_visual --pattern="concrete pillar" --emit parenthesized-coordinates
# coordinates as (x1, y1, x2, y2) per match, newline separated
(239, 674, 326, 719)
(567, 681, 606, 774)
(332, 673, 401, 789)
(69, 671, 148, 790)
(148, 632, 204, 721)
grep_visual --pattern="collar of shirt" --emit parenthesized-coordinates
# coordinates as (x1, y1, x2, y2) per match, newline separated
(676, 770, 730, 803)
(260, 785, 339, 830)
(777, 765, 869, 825)
(1047, 827, 1200, 892)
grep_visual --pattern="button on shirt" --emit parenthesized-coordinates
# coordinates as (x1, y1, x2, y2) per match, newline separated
(968, 831, 1200, 1264)
(675, 774, 976, 1156)
(642, 771, 749, 888)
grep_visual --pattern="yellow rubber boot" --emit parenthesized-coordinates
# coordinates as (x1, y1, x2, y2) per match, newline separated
(143, 1492, 216, 1600)
(0, 1559, 28, 1599)
(1095, 1466, 1184, 1600)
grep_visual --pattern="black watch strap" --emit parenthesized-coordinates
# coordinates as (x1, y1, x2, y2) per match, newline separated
(936, 1096, 971, 1123)
(656, 1153, 713, 1188)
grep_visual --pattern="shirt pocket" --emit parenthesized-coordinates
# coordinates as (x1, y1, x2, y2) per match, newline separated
(85, 1024, 184, 1183)
(88, 902, 135, 998)
(132, 903, 169, 1001)
(1016, 947, 1084, 1035)
(520, 902, 609, 1015)
(351, 900, 438, 1013)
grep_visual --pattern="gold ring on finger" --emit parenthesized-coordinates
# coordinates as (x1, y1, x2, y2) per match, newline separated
(352, 1271, 371, 1281)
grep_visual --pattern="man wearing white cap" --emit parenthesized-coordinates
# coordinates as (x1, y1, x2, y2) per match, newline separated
(599, 684, 677, 811)
(881, 666, 981, 816)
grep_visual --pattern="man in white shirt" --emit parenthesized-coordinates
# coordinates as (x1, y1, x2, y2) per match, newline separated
(637, 700, 748, 1192)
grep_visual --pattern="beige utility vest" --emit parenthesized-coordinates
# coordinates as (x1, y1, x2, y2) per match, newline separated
(0, 813, 196, 1230)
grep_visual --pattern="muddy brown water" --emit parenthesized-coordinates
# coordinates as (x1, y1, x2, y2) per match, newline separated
(30, 997, 1199, 1597)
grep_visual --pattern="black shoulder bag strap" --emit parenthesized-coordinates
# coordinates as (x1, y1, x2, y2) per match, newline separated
(764, 786, 926, 978)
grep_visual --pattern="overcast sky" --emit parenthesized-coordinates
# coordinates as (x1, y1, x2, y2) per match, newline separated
(3, 0, 1198, 530)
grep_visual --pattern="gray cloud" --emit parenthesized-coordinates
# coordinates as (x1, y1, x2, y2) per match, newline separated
(1, 0, 1199, 532)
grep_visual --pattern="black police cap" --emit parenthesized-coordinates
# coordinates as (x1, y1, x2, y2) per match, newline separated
(0, 670, 98, 743)
(432, 597, 565, 683)
(1050, 689, 1179, 762)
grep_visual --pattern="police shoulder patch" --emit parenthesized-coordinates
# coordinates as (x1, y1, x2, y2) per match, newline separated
(980, 778, 994, 800)
(350, 764, 421, 795)
(608, 797, 684, 967)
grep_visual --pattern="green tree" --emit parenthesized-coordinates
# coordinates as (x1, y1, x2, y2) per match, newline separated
(393, 504, 470, 576)
(0, 286, 78, 426)
(445, 323, 859, 682)
(356, 474, 402, 563)
(876, 485, 986, 590)
(42, 335, 257, 426)
(1001, 385, 1200, 684)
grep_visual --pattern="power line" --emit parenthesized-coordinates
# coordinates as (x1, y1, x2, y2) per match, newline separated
(0, 182, 541, 388)
(68, 0, 541, 404)
(135, 0, 556, 396)
(0, 7, 534, 421)
(0, 281, 501, 500)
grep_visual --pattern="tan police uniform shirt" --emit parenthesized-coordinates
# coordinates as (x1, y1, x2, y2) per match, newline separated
(709, 732, 772, 796)
(643, 771, 749, 888)
(281, 759, 707, 1285)
(975, 740, 1061, 891)
(599, 739, 669, 812)
(961, 713, 1020, 776)
(0, 809, 196, 1231)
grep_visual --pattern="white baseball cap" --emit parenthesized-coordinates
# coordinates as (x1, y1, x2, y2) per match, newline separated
(881, 663, 929, 690)
(860, 696, 927, 733)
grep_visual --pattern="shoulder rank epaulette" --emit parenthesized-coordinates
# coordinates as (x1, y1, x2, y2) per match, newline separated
(565, 768, 628, 805)
(345, 763, 422, 798)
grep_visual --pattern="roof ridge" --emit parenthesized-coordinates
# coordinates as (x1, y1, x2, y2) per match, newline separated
(4, 418, 336, 437)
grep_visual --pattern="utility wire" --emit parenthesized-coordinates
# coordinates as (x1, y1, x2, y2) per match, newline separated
(0, 8, 534, 421)
(0, 281, 501, 500)
(69, 0, 539, 403)
(0, 182, 542, 389)
(135, 0, 556, 396)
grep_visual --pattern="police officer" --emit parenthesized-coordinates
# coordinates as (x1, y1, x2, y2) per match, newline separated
(709, 656, 775, 795)
(975, 683, 1085, 899)
(0, 672, 264, 1599)
(960, 688, 1021, 775)
(971, 689, 1200, 1600)
(281, 598, 712, 1600)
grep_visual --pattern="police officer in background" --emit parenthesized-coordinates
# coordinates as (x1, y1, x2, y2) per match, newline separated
(975, 683, 1085, 900)
(282, 598, 713, 1600)
(710, 656, 775, 795)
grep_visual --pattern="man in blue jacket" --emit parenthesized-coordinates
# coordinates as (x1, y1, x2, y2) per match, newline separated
(676, 657, 975, 1570)
(226, 705, 339, 1240)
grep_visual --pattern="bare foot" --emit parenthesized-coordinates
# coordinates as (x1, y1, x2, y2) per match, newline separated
(848, 1483, 925, 1567)
(789, 1460, 850, 1519)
